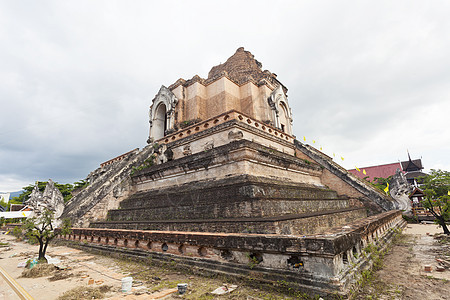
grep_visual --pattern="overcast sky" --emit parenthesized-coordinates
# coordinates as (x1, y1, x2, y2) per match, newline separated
(1, 1, 449, 192)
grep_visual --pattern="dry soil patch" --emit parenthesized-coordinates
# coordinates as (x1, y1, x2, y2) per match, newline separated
(353, 224, 450, 300)
(2, 224, 449, 300)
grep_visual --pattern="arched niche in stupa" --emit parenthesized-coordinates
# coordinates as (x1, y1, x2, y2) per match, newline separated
(148, 86, 178, 142)
(268, 85, 293, 135)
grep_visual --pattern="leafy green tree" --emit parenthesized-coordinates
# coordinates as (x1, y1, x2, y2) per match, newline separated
(371, 176, 392, 193)
(56, 183, 74, 202)
(419, 169, 450, 235)
(13, 181, 48, 203)
(0, 196, 23, 211)
(11, 180, 85, 204)
(0, 198, 8, 210)
(73, 179, 89, 190)
(22, 209, 72, 261)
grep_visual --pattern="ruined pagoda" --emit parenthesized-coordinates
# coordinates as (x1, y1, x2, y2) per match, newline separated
(61, 48, 405, 297)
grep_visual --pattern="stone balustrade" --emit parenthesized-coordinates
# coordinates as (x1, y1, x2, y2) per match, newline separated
(57, 210, 405, 290)
(158, 110, 294, 145)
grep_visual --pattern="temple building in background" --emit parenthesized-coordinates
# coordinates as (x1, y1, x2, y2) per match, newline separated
(348, 153, 426, 187)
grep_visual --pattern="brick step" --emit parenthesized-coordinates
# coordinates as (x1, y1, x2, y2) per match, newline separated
(108, 198, 352, 221)
(94, 207, 367, 235)
(119, 175, 344, 210)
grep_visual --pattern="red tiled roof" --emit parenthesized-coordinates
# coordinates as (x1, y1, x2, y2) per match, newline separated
(349, 162, 403, 182)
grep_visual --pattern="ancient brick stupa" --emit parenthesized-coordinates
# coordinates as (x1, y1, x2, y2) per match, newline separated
(61, 48, 405, 296)
(148, 47, 293, 141)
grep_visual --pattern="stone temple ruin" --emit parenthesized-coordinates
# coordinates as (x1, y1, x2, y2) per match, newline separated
(26, 179, 65, 223)
(58, 48, 406, 296)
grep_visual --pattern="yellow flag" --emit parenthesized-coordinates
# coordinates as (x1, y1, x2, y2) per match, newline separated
(22, 212, 26, 217)
(341, 156, 344, 161)
(303, 136, 306, 141)
(333, 153, 336, 157)
(363, 169, 367, 175)
(384, 182, 389, 193)
(312, 140, 316, 144)
(320, 146, 323, 151)
(355, 167, 361, 172)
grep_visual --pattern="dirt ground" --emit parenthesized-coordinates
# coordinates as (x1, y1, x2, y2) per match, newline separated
(353, 224, 450, 300)
(0, 224, 449, 300)
(0, 233, 293, 300)
(0, 233, 129, 300)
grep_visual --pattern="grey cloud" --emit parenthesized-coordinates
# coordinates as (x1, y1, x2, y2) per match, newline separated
(1, 1, 450, 191)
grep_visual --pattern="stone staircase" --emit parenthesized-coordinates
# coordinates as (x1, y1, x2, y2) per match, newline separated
(90, 174, 366, 235)
(61, 145, 155, 227)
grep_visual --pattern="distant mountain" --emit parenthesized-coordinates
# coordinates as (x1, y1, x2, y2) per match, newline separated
(9, 190, 24, 199)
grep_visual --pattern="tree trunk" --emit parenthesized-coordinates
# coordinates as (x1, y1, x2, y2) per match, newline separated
(427, 204, 449, 235)
(444, 225, 450, 235)
(38, 240, 46, 261)
(437, 216, 450, 235)
(42, 239, 49, 260)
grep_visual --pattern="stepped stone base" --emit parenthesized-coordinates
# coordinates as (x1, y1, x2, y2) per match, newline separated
(112, 175, 350, 220)
(61, 109, 400, 296)
(58, 210, 406, 297)
(92, 207, 366, 235)
(93, 141, 367, 235)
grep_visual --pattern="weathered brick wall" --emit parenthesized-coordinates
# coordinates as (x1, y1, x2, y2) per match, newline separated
(285, 208, 367, 235)
(166, 48, 288, 136)
(67, 210, 403, 257)
(108, 175, 349, 222)
(92, 207, 366, 235)
(294, 141, 396, 214)
(107, 198, 352, 222)
(320, 168, 365, 199)
(207, 47, 276, 85)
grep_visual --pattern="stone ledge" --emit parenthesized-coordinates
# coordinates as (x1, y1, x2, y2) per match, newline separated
(158, 110, 294, 145)
(60, 210, 402, 257)
(97, 207, 362, 224)
(93, 207, 366, 235)
(117, 175, 347, 214)
(132, 139, 321, 182)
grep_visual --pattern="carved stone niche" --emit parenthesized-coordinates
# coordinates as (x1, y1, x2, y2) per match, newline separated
(267, 85, 293, 135)
(306, 240, 324, 252)
(228, 130, 243, 141)
(149, 86, 179, 141)
(183, 145, 192, 156)
(203, 140, 214, 151)
(164, 148, 174, 161)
